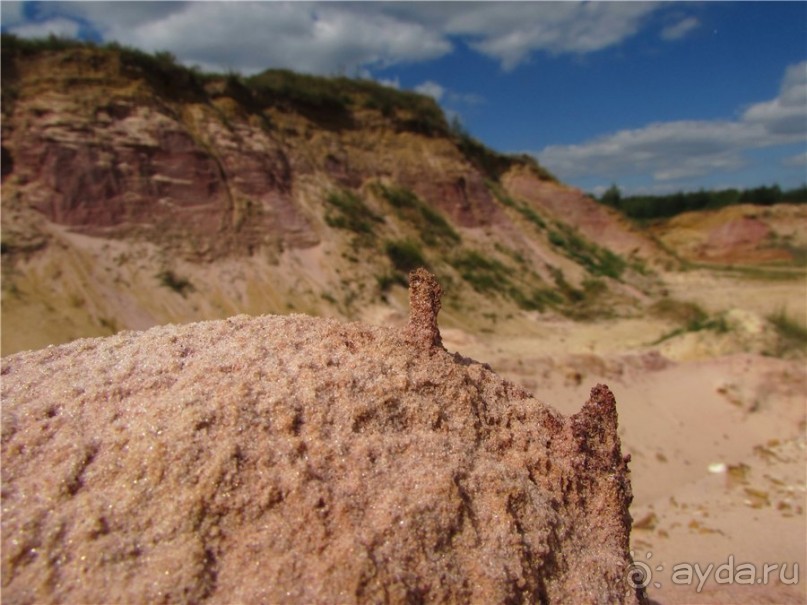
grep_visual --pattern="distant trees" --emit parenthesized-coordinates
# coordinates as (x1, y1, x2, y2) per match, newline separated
(600, 184, 622, 208)
(597, 184, 807, 220)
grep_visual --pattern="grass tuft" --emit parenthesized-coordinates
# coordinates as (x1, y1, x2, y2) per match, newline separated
(157, 270, 194, 297)
(385, 239, 427, 274)
(450, 250, 512, 294)
(324, 190, 383, 241)
(547, 223, 627, 279)
(376, 184, 460, 246)
(650, 298, 730, 344)
(767, 308, 807, 356)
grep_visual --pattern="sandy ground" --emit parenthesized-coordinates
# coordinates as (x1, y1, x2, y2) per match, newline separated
(441, 269, 807, 604)
(2, 226, 804, 603)
(662, 269, 806, 319)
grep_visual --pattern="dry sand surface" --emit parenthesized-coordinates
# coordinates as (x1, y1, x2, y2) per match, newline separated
(441, 269, 807, 605)
(2, 266, 805, 604)
(1, 271, 643, 604)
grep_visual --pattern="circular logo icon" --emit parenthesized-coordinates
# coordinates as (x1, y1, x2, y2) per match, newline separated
(627, 550, 663, 590)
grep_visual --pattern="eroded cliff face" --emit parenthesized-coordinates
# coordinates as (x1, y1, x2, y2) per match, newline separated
(1, 43, 664, 354)
(4, 49, 313, 258)
(2, 47, 508, 257)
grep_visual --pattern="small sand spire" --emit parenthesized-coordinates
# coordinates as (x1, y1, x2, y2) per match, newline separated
(405, 268, 443, 351)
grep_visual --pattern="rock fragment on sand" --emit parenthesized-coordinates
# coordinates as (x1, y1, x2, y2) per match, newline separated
(1, 270, 642, 604)
(405, 268, 444, 352)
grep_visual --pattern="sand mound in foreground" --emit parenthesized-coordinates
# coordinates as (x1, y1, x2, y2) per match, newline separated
(1, 270, 641, 604)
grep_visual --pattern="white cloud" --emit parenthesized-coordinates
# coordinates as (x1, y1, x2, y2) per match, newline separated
(442, 2, 660, 70)
(415, 81, 446, 102)
(9, 2, 453, 75)
(783, 151, 807, 168)
(3, 1, 672, 73)
(660, 16, 700, 41)
(376, 77, 400, 90)
(106, 3, 453, 75)
(411, 81, 484, 108)
(539, 120, 753, 182)
(742, 61, 807, 137)
(8, 17, 81, 39)
(33, 1, 183, 26)
(537, 62, 807, 185)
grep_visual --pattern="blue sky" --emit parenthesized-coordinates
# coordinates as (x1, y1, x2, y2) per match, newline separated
(2, 1, 805, 195)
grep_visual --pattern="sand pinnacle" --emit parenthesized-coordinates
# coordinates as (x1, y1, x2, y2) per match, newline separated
(406, 268, 443, 351)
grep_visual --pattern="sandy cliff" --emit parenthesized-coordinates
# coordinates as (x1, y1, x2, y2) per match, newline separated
(1, 40, 664, 354)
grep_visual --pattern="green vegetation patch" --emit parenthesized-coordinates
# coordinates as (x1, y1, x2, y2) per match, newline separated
(452, 120, 557, 181)
(547, 223, 627, 279)
(376, 184, 460, 246)
(767, 308, 807, 357)
(247, 69, 352, 126)
(650, 298, 730, 344)
(449, 249, 588, 312)
(324, 190, 383, 239)
(487, 182, 547, 230)
(507, 285, 563, 312)
(157, 270, 194, 297)
(548, 266, 584, 303)
(385, 239, 428, 274)
(517, 205, 547, 230)
(356, 81, 449, 136)
(377, 239, 429, 292)
(599, 183, 807, 221)
(450, 250, 512, 294)
(247, 70, 449, 134)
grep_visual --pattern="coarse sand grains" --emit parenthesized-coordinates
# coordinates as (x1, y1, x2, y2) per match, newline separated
(1, 270, 642, 604)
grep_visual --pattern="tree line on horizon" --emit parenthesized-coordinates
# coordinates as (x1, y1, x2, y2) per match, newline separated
(597, 183, 807, 220)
